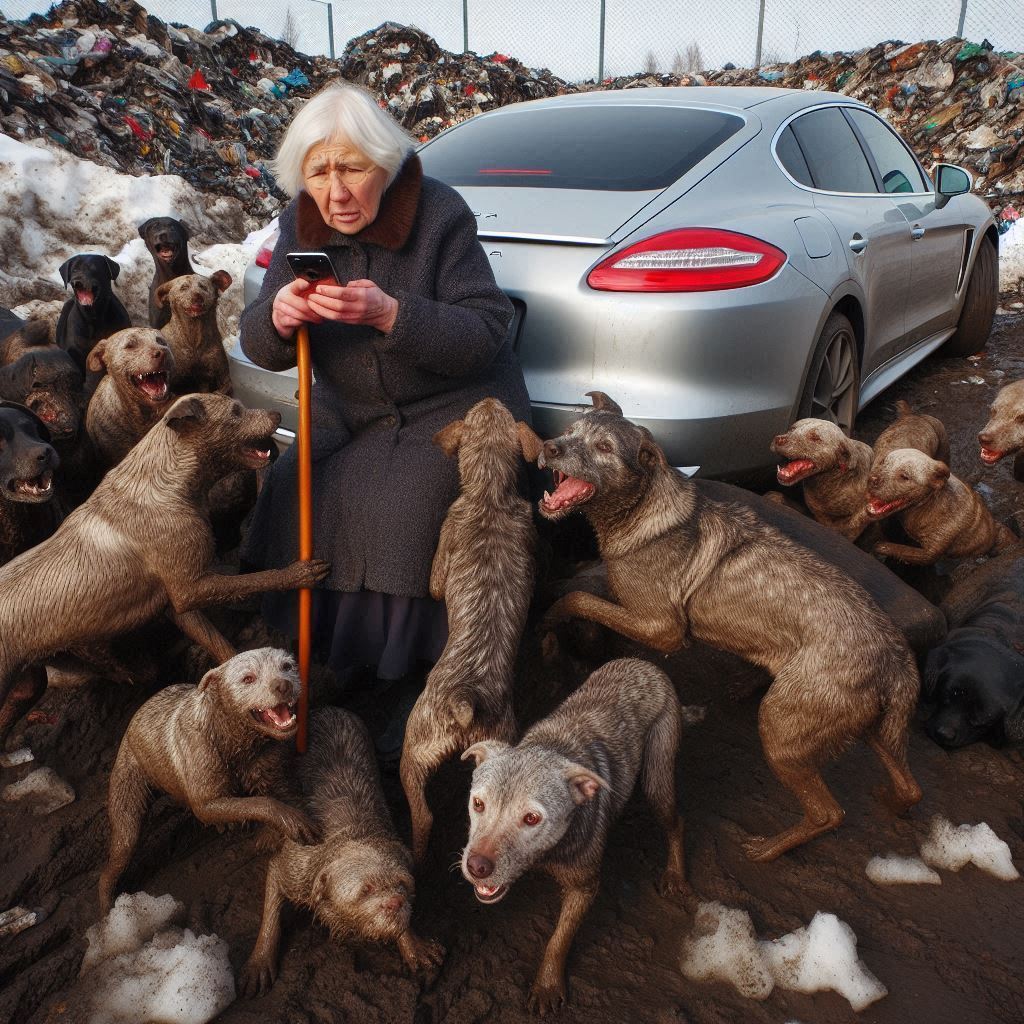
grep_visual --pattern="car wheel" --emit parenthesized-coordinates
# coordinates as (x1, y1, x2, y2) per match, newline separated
(941, 236, 997, 358)
(797, 311, 860, 433)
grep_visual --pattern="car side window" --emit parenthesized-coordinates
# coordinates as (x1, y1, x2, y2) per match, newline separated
(788, 108, 877, 194)
(845, 109, 929, 194)
(775, 126, 813, 187)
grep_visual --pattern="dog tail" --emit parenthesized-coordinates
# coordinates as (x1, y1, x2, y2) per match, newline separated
(894, 399, 914, 418)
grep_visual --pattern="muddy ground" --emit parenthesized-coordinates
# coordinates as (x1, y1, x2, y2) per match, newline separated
(2, 317, 1024, 1024)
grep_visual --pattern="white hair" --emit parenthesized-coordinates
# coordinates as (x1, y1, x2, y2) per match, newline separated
(272, 80, 415, 197)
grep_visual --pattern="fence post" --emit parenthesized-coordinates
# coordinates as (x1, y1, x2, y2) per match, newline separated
(326, 1, 335, 58)
(754, 0, 765, 67)
(957, 0, 969, 37)
(463, 0, 469, 52)
(210, 0, 218, 22)
(597, 0, 606, 82)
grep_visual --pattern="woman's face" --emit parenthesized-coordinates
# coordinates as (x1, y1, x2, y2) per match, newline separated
(302, 138, 389, 235)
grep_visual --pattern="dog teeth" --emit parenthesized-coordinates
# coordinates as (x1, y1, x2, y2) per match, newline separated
(543, 490, 551, 502)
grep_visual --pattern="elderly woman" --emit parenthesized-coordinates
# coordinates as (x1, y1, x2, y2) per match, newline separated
(240, 81, 530, 749)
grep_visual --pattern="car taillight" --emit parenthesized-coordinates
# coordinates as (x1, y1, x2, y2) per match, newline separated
(586, 228, 786, 292)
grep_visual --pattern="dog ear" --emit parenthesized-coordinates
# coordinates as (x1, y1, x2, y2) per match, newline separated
(433, 419, 465, 457)
(638, 435, 667, 470)
(155, 282, 174, 309)
(103, 256, 121, 281)
(210, 270, 232, 293)
(585, 391, 623, 416)
(517, 422, 543, 464)
(178, 219, 193, 241)
(461, 739, 510, 766)
(564, 762, 609, 805)
(137, 218, 155, 239)
(85, 341, 107, 374)
(197, 666, 222, 693)
(58, 258, 74, 287)
(930, 462, 951, 490)
(166, 395, 208, 432)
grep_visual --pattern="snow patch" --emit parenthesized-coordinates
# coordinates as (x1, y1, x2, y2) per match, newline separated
(999, 217, 1024, 295)
(919, 816, 1019, 881)
(2, 766, 75, 814)
(866, 852, 942, 885)
(680, 901, 773, 1000)
(81, 892, 183, 973)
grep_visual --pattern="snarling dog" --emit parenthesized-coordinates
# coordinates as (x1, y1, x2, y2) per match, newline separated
(99, 648, 316, 913)
(85, 328, 175, 469)
(866, 448, 1015, 564)
(923, 546, 1024, 748)
(770, 418, 875, 541)
(55, 254, 131, 371)
(241, 708, 444, 996)
(0, 393, 329, 749)
(462, 658, 686, 1014)
(539, 392, 922, 862)
(139, 216, 196, 329)
(871, 399, 950, 469)
(156, 272, 233, 394)
(400, 398, 541, 863)
(979, 379, 1024, 481)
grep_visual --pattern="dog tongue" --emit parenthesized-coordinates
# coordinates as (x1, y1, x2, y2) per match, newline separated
(75, 288, 93, 306)
(139, 375, 166, 399)
(262, 703, 292, 728)
(777, 458, 815, 484)
(867, 496, 902, 518)
(980, 446, 1003, 464)
(546, 475, 594, 510)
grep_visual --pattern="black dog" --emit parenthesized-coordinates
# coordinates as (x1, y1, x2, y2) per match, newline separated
(139, 217, 195, 329)
(924, 547, 1024, 747)
(55, 255, 131, 371)
(0, 348, 85, 443)
(0, 402, 61, 566)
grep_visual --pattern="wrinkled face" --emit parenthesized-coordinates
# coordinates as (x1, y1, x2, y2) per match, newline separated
(0, 350, 83, 441)
(163, 393, 280, 474)
(978, 381, 1024, 465)
(207, 647, 301, 739)
(165, 275, 221, 319)
(302, 139, 389, 236)
(865, 448, 947, 520)
(770, 418, 850, 485)
(142, 217, 188, 264)
(64, 255, 113, 307)
(0, 405, 58, 503)
(97, 329, 173, 404)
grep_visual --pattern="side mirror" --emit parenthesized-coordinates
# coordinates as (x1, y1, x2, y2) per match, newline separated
(934, 163, 972, 210)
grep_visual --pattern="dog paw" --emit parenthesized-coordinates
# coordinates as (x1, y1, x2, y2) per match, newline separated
(401, 934, 445, 974)
(528, 977, 567, 1016)
(280, 808, 319, 845)
(238, 957, 276, 998)
(289, 558, 330, 587)
(658, 868, 691, 901)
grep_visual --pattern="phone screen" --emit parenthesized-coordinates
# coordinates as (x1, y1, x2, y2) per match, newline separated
(286, 252, 339, 285)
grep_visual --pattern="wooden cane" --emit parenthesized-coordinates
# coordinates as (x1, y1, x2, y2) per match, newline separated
(295, 323, 313, 754)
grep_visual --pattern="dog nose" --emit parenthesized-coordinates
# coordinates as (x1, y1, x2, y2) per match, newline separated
(467, 853, 494, 879)
(383, 895, 405, 913)
(928, 721, 958, 746)
(978, 431, 992, 445)
(543, 441, 562, 460)
(867, 475, 879, 490)
(772, 434, 787, 448)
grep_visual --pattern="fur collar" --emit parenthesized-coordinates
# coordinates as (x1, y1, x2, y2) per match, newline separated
(295, 153, 423, 252)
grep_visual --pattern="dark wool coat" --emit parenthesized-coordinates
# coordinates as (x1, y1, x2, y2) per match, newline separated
(239, 154, 530, 597)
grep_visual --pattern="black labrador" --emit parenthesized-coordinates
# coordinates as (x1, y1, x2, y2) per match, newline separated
(139, 217, 195, 329)
(55, 254, 131, 371)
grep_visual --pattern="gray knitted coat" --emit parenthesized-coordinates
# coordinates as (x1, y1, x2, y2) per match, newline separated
(239, 154, 530, 597)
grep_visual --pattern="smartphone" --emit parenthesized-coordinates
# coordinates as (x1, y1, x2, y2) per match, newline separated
(286, 251, 339, 285)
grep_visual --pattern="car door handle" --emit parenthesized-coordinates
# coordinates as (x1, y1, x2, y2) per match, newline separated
(848, 235, 868, 253)
(911, 225, 926, 240)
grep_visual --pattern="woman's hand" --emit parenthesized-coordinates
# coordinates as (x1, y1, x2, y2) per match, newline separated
(307, 279, 399, 334)
(272, 279, 325, 339)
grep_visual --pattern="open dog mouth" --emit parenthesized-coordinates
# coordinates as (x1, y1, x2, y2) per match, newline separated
(540, 469, 595, 515)
(250, 702, 297, 731)
(242, 437, 274, 465)
(980, 446, 1005, 465)
(131, 371, 169, 401)
(185, 304, 207, 318)
(74, 285, 95, 306)
(7, 469, 53, 501)
(155, 243, 178, 262)
(866, 495, 909, 519)
(473, 882, 508, 904)
(776, 458, 816, 485)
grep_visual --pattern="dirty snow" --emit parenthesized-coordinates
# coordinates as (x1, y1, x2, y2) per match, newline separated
(999, 217, 1024, 297)
(81, 891, 183, 973)
(919, 816, 1020, 881)
(2, 766, 75, 814)
(866, 852, 942, 886)
(0, 747, 34, 768)
(679, 901, 774, 1000)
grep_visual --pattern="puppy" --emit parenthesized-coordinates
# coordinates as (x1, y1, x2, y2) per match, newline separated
(55, 255, 131, 371)
(462, 658, 685, 1013)
(241, 708, 443, 996)
(979, 380, 1024, 481)
(139, 217, 196, 329)
(400, 398, 541, 863)
(872, 399, 950, 468)
(539, 392, 922, 862)
(85, 328, 175, 469)
(156, 272, 233, 394)
(770, 418, 874, 541)
(867, 448, 1015, 564)
(98, 648, 315, 913)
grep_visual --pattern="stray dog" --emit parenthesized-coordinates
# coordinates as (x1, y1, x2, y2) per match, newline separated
(55, 255, 131, 371)
(462, 658, 686, 1014)
(0, 319, 52, 366)
(866, 448, 1015, 564)
(98, 648, 316, 913)
(770, 418, 875, 541)
(139, 216, 196, 329)
(0, 347, 84, 444)
(871, 399, 950, 469)
(156, 272, 233, 394)
(923, 546, 1024, 747)
(400, 398, 541, 863)
(979, 379, 1024, 481)
(539, 392, 922, 862)
(241, 708, 444, 996)
(85, 328, 175, 469)
(0, 392, 329, 748)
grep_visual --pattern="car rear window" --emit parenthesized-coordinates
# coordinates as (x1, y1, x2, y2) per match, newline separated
(775, 126, 813, 187)
(788, 107, 877, 194)
(419, 106, 744, 191)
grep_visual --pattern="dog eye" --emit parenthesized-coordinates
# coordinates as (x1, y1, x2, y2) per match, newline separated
(596, 440, 613, 453)
(125, 341, 137, 350)
(282, 661, 295, 672)
(522, 811, 541, 826)
(472, 797, 485, 813)
(241, 673, 256, 685)
(898, 472, 909, 481)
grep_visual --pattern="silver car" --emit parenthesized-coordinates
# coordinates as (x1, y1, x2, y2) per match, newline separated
(229, 87, 997, 478)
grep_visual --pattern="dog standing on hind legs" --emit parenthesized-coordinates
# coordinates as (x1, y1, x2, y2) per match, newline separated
(400, 398, 541, 864)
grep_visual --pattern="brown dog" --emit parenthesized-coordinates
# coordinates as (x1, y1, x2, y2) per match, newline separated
(0, 393, 328, 747)
(872, 399, 950, 469)
(85, 327, 175, 469)
(770, 418, 875, 541)
(539, 392, 921, 862)
(979, 379, 1024, 480)
(866, 448, 1015, 564)
(0, 319, 52, 366)
(400, 398, 541, 863)
(156, 272, 232, 394)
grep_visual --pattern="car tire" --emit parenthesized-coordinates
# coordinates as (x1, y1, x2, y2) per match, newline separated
(941, 236, 997, 358)
(797, 311, 860, 433)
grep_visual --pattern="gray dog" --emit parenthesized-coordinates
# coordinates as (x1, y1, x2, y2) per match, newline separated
(461, 658, 686, 1014)
(538, 392, 922, 863)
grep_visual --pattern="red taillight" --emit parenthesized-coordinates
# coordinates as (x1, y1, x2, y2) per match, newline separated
(586, 228, 786, 292)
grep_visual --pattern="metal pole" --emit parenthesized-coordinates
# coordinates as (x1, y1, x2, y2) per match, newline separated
(463, 0, 469, 53)
(295, 324, 313, 754)
(957, 0, 969, 37)
(597, 0, 606, 82)
(755, 0, 766, 67)
(326, 1, 335, 58)
(210, 0, 218, 22)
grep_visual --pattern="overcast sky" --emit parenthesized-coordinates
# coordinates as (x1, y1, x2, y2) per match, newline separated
(3, 0, 1023, 80)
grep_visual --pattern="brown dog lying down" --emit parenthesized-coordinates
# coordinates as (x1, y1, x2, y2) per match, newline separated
(400, 398, 541, 863)
(99, 648, 316, 913)
(85, 328, 175, 469)
(979, 379, 1024, 480)
(770, 418, 875, 541)
(866, 448, 1016, 564)
(0, 392, 328, 748)
(241, 708, 443, 997)
(872, 399, 950, 469)
(539, 392, 921, 862)
(156, 272, 233, 395)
